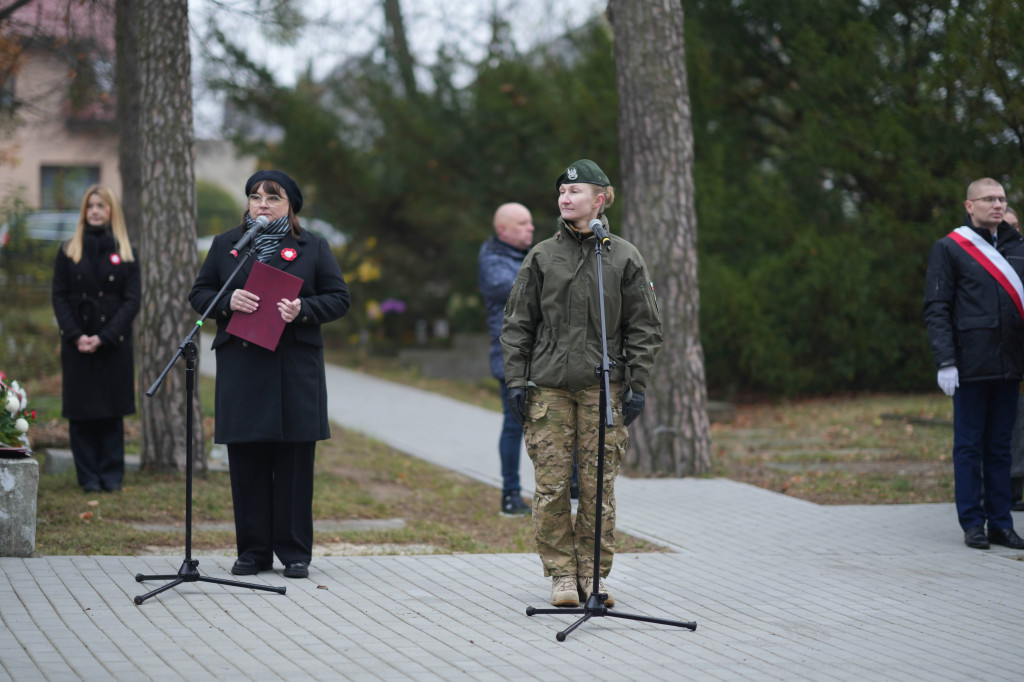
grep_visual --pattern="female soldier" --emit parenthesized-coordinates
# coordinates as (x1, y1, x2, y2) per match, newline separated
(501, 159, 662, 607)
(189, 170, 350, 579)
(52, 185, 140, 493)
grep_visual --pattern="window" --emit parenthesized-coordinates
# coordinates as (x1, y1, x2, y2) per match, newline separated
(40, 166, 100, 209)
(0, 74, 15, 110)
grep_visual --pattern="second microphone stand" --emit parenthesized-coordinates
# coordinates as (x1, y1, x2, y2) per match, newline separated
(525, 230, 697, 640)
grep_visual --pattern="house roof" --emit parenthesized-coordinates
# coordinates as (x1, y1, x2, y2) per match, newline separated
(7, 0, 115, 54)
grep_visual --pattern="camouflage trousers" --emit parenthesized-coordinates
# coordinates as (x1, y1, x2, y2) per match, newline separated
(523, 384, 629, 579)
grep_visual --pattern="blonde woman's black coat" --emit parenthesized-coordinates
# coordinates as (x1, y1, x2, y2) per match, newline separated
(51, 230, 140, 420)
(189, 225, 350, 444)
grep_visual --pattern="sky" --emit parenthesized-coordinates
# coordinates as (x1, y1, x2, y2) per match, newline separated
(188, 0, 605, 138)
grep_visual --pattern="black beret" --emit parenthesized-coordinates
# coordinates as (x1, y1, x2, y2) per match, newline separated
(555, 159, 611, 189)
(245, 169, 303, 214)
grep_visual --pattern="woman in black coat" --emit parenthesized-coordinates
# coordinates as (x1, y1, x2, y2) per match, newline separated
(51, 185, 140, 493)
(189, 170, 350, 580)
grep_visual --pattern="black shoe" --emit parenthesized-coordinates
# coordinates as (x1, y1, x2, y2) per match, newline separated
(231, 557, 271, 575)
(82, 485, 101, 493)
(283, 562, 309, 579)
(987, 527, 1024, 550)
(1012, 500, 1024, 512)
(501, 492, 530, 516)
(964, 526, 989, 549)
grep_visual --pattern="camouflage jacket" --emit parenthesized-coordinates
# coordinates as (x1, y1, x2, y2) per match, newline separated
(501, 216, 662, 393)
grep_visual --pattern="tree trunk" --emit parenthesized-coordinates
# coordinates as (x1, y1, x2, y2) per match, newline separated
(117, 0, 203, 472)
(609, 0, 711, 476)
(382, 0, 418, 99)
(115, 0, 141, 249)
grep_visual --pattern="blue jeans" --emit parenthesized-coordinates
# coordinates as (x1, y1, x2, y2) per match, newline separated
(952, 380, 1017, 531)
(498, 380, 523, 495)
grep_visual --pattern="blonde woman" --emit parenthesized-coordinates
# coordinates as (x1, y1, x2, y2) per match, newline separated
(51, 185, 140, 493)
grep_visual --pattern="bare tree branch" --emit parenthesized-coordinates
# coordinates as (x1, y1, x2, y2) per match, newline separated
(0, 0, 37, 24)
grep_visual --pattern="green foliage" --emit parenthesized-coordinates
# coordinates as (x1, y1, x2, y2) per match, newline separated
(208, 18, 618, 344)
(0, 195, 65, 384)
(256, 0, 307, 44)
(201, 3, 1024, 396)
(0, 304, 62, 385)
(0, 194, 60, 304)
(686, 0, 1024, 396)
(196, 179, 241, 237)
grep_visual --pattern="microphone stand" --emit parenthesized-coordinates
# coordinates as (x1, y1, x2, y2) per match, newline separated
(133, 238, 286, 605)
(525, 231, 696, 641)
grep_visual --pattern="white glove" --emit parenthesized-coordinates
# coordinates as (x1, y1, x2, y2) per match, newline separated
(937, 366, 958, 397)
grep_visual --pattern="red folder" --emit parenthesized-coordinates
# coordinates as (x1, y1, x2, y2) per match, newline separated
(225, 260, 304, 351)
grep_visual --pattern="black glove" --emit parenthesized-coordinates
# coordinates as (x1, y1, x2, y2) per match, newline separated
(622, 390, 645, 426)
(507, 387, 527, 425)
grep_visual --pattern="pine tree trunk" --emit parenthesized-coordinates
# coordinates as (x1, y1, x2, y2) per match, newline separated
(383, 0, 418, 100)
(609, 0, 711, 476)
(117, 0, 203, 472)
(115, 0, 141, 249)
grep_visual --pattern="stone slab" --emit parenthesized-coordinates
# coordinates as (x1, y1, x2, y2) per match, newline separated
(0, 456, 38, 557)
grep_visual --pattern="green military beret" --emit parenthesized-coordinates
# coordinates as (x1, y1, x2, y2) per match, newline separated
(555, 159, 611, 189)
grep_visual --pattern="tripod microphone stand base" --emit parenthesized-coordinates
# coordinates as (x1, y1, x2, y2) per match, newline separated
(134, 559, 286, 605)
(136, 277, 290, 606)
(526, 593, 697, 642)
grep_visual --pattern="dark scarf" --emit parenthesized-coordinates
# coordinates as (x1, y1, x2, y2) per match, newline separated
(246, 214, 291, 263)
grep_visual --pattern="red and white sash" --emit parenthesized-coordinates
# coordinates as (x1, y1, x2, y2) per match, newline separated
(948, 226, 1024, 320)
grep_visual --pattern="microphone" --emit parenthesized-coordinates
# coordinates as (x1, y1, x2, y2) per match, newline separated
(230, 215, 269, 257)
(589, 219, 611, 246)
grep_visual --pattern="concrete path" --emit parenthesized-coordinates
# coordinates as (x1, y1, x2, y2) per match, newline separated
(1, 345, 1022, 681)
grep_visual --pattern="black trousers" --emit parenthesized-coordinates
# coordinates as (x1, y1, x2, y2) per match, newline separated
(227, 441, 316, 565)
(69, 417, 125, 491)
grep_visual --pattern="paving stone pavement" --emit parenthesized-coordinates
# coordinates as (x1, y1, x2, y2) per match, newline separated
(1, 349, 1022, 681)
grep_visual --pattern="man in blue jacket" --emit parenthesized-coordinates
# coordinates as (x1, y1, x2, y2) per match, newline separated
(479, 203, 534, 515)
(924, 177, 1024, 550)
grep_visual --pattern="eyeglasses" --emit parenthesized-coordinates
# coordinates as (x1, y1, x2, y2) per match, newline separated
(248, 194, 284, 205)
(969, 195, 1008, 205)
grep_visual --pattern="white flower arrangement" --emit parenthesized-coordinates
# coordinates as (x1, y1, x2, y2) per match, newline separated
(0, 372, 35, 452)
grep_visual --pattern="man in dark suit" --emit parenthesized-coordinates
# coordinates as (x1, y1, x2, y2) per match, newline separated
(479, 202, 534, 515)
(924, 177, 1024, 550)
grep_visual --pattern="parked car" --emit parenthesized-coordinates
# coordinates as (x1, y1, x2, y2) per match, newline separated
(0, 210, 79, 251)
(303, 217, 347, 248)
(196, 217, 346, 254)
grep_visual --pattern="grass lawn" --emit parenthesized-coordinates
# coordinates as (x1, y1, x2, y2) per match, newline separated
(711, 393, 955, 505)
(29, 374, 663, 557)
